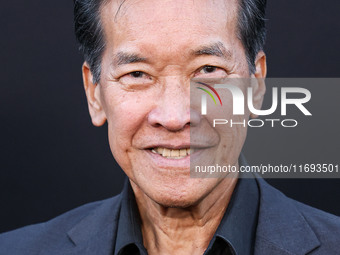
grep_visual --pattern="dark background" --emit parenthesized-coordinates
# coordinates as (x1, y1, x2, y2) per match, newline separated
(0, 0, 339, 233)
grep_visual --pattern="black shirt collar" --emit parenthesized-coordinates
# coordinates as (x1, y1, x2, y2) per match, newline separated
(114, 173, 259, 255)
(204, 174, 259, 255)
(114, 179, 147, 255)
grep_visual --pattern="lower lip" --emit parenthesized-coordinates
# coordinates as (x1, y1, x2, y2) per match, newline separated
(145, 149, 204, 169)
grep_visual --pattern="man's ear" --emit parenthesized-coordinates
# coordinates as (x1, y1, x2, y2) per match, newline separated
(250, 51, 267, 119)
(82, 62, 107, 126)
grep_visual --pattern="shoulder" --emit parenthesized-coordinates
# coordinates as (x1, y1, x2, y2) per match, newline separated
(293, 199, 340, 246)
(255, 177, 340, 254)
(0, 195, 121, 255)
(259, 177, 340, 230)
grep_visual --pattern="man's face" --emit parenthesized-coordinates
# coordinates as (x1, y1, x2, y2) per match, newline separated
(84, 0, 265, 207)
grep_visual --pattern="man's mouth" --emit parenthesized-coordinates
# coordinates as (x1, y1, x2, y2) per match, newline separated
(150, 147, 194, 159)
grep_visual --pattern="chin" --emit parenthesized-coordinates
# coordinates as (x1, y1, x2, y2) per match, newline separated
(148, 182, 209, 209)
(153, 194, 201, 208)
(130, 172, 218, 209)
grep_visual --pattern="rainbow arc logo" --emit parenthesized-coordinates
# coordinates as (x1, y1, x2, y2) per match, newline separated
(196, 82, 223, 106)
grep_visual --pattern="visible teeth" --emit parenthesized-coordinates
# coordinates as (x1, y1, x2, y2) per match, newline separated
(152, 147, 194, 159)
(162, 148, 171, 157)
(156, 147, 164, 154)
(180, 149, 187, 157)
(170, 149, 179, 157)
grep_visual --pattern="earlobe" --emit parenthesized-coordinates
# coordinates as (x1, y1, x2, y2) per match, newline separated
(250, 51, 267, 119)
(82, 62, 107, 127)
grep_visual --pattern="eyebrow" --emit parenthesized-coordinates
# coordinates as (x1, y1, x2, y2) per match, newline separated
(192, 42, 232, 60)
(113, 51, 148, 66)
(111, 42, 232, 67)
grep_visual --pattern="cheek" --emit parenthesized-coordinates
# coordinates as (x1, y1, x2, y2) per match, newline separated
(214, 123, 247, 165)
(206, 85, 249, 163)
(101, 89, 152, 161)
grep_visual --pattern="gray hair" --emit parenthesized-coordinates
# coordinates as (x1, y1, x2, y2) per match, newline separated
(74, 0, 267, 83)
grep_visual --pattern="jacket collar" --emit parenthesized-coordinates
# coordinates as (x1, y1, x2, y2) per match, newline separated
(39, 195, 121, 255)
(254, 177, 320, 255)
(42, 155, 321, 255)
(238, 154, 320, 255)
(61, 183, 321, 255)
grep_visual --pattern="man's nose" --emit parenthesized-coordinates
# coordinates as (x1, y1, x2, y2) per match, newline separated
(147, 79, 197, 131)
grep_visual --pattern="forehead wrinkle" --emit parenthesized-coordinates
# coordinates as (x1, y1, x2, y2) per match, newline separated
(114, 0, 127, 21)
(192, 42, 233, 61)
(113, 0, 143, 22)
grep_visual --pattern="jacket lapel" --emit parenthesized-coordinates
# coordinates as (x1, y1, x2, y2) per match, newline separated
(68, 195, 121, 255)
(254, 178, 320, 255)
(39, 195, 121, 255)
(39, 156, 321, 255)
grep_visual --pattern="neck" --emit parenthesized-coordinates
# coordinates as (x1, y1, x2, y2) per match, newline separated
(131, 177, 238, 255)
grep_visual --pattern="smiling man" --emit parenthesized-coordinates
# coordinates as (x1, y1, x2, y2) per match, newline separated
(81, 0, 265, 253)
(1, 0, 340, 254)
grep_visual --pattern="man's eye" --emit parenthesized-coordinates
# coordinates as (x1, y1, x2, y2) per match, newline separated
(119, 71, 153, 87)
(196, 66, 227, 78)
(200, 66, 218, 74)
(129, 71, 145, 78)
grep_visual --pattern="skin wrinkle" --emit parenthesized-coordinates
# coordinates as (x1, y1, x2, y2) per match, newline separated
(82, 0, 266, 254)
(112, 42, 234, 68)
(136, 176, 236, 252)
(87, 0, 262, 83)
(114, 0, 128, 21)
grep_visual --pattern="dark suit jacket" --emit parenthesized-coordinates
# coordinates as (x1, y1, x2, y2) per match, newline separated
(1, 177, 340, 255)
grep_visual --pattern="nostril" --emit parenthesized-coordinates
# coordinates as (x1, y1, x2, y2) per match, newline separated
(147, 107, 191, 131)
(189, 108, 201, 127)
